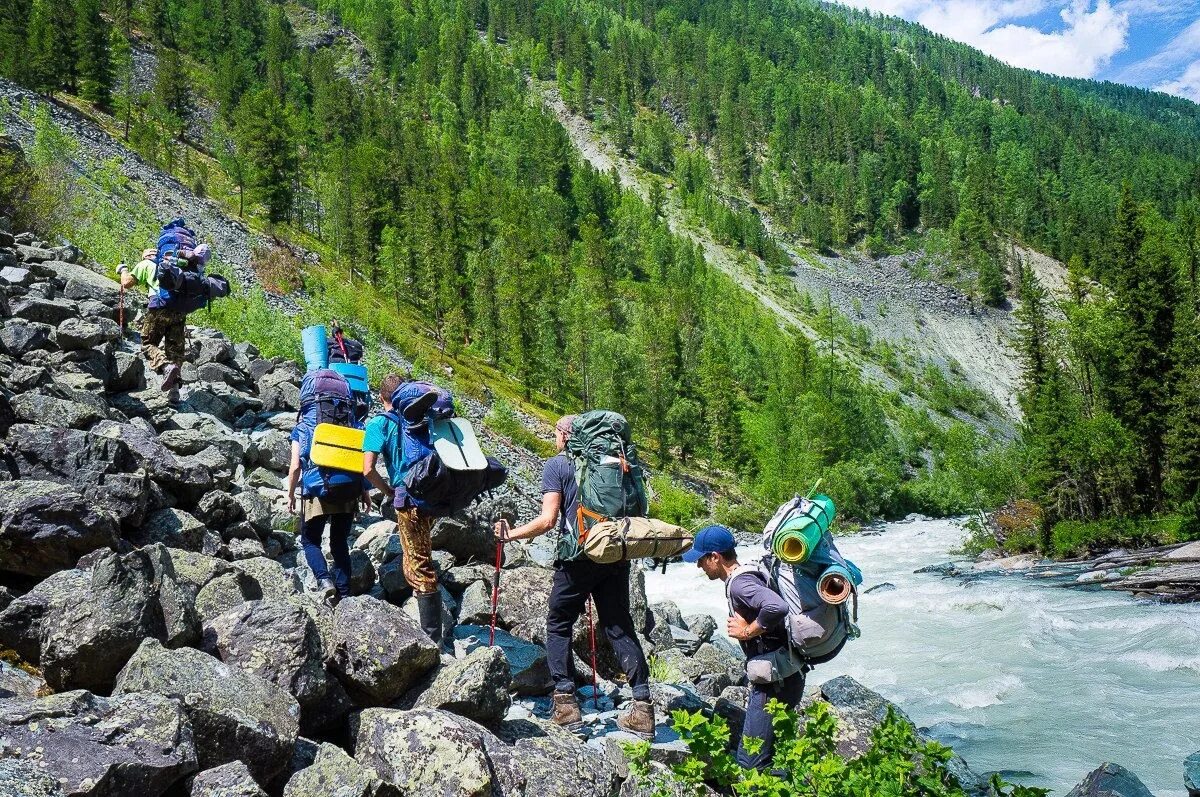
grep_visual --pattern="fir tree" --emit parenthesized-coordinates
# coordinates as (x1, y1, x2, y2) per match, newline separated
(74, 0, 112, 106)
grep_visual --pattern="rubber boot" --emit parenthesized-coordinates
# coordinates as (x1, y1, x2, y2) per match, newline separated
(416, 591, 443, 645)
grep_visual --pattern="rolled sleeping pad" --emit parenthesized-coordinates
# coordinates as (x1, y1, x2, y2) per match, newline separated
(771, 494, 836, 563)
(302, 325, 329, 373)
(817, 563, 855, 605)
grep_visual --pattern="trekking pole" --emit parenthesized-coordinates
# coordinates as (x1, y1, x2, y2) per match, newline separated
(117, 263, 125, 332)
(490, 520, 506, 646)
(586, 596, 599, 703)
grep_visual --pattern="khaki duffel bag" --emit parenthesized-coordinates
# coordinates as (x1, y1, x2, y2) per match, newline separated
(581, 517, 694, 564)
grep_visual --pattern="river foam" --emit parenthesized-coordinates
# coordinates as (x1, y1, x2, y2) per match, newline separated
(645, 517, 1200, 796)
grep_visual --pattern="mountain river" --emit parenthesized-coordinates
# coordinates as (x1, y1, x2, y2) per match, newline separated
(644, 517, 1200, 795)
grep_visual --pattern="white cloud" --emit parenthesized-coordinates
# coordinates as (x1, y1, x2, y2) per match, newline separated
(833, 0, 1131, 79)
(1153, 59, 1200, 99)
(1117, 16, 1200, 83)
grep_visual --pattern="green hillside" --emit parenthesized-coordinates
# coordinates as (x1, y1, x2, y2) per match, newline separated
(2, 0, 1198, 538)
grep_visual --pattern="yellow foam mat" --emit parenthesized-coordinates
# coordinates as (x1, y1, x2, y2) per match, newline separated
(310, 423, 365, 473)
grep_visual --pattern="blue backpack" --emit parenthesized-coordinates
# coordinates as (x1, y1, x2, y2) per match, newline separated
(155, 218, 197, 266)
(296, 369, 363, 501)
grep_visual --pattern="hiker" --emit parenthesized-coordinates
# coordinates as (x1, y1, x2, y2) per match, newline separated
(326, 319, 365, 364)
(288, 368, 370, 604)
(117, 218, 227, 392)
(685, 524, 802, 771)
(362, 373, 447, 646)
(493, 415, 655, 738)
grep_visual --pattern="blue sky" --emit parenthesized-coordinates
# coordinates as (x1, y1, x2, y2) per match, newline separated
(830, 0, 1200, 101)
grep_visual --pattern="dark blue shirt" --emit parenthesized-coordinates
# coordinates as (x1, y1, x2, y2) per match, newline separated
(541, 454, 579, 535)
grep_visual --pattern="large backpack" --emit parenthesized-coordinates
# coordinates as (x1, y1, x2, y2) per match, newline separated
(295, 369, 362, 502)
(389, 382, 505, 517)
(155, 262, 229, 313)
(558, 411, 648, 561)
(155, 218, 197, 266)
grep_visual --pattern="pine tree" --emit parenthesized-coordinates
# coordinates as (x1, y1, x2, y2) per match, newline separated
(26, 0, 63, 95)
(74, 0, 112, 106)
(0, 0, 31, 82)
(234, 88, 297, 223)
(110, 29, 135, 138)
(154, 48, 190, 141)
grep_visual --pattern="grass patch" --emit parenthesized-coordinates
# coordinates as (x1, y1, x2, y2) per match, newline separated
(1050, 515, 1197, 559)
(649, 475, 707, 527)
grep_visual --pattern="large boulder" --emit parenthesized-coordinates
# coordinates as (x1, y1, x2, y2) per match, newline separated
(39, 544, 198, 693)
(459, 566, 554, 642)
(355, 708, 503, 797)
(0, 658, 45, 698)
(92, 420, 214, 506)
(0, 689, 198, 795)
(11, 392, 105, 429)
(0, 319, 54, 358)
(494, 719, 621, 797)
(114, 639, 300, 786)
(283, 742, 396, 797)
(5, 423, 149, 526)
(452, 625, 552, 696)
(1187, 751, 1200, 797)
(415, 645, 512, 723)
(1065, 763, 1154, 797)
(0, 480, 119, 579)
(134, 508, 210, 552)
(0, 568, 88, 663)
(55, 317, 119, 350)
(201, 599, 348, 736)
(0, 758, 66, 796)
(189, 761, 268, 797)
(330, 596, 439, 705)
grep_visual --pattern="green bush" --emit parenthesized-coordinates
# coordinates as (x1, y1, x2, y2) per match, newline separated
(625, 701, 1048, 797)
(1050, 515, 1195, 559)
(649, 476, 707, 527)
(485, 398, 556, 459)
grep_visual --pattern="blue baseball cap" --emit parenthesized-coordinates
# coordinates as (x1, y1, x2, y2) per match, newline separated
(682, 525, 737, 562)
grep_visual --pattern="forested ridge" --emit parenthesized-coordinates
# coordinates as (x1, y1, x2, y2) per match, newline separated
(1, 0, 1199, 542)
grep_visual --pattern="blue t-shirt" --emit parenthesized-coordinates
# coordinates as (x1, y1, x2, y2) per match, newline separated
(363, 413, 408, 506)
(541, 454, 579, 535)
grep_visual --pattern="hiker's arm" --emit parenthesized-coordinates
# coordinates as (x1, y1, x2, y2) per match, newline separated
(287, 441, 302, 514)
(727, 578, 788, 641)
(498, 491, 561, 542)
(125, 259, 156, 288)
(362, 451, 394, 498)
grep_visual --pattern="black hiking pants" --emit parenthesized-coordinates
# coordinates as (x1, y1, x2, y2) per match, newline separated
(546, 558, 651, 701)
(738, 668, 806, 770)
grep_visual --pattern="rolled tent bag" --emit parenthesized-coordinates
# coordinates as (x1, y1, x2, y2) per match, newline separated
(770, 494, 836, 563)
(582, 517, 693, 564)
(302, 325, 329, 372)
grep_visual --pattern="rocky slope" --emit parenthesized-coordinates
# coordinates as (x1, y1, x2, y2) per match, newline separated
(0, 224, 1025, 796)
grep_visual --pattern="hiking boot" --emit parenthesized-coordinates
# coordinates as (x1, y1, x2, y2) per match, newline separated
(316, 578, 338, 607)
(616, 699, 655, 740)
(161, 363, 181, 392)
(551, 692, 583, 728)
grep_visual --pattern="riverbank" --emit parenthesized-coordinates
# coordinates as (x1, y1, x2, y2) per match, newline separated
(647, 517, 1200, 796)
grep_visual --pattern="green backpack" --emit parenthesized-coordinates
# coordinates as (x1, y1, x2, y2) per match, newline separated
(559, 410, 649, 561)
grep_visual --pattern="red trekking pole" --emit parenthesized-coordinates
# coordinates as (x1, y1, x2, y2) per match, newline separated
(490, 521, 506, 646)
(117, 263, 125, 331)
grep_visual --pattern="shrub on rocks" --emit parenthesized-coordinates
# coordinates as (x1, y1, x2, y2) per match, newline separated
(330, 596, 439, 705)
(189, 761, 268, 797)
(0, 479, 119, 579)
(0, 689, 198, 796)
(114, 639, 300, 786)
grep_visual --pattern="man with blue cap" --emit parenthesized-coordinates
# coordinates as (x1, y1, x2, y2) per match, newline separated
(685, 524, 803, 771)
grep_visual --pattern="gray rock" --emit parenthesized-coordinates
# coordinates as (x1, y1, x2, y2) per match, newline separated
(0, 480, 118, 579)
(11, 296, 77, 325)
(283, 743, 395, 797)
(0, 758, 67, 796)
(248, 467, 283, 489)
(0, 568, 89, 663)
(690, 642, 744, 686)
(452, 625, 552, 696)
(258, 370, 301, 413)
(195, 491, 247, 532)
(201, 599, 347, 735)
(40, 544, 199, 693)
(459, 565, 554, 642)
(92, 420, 214, 507)
(441, 563, 493, 596)
(683, 614, 716, 643)
(190, 761, 267, 797)
(355, 708, 502, 796)
(1065, 763, 1154, 797)
(376, 558, 410, 601)
(0, 265, 33, 286)
(649, 600, 685, 630)
(0, 320, 54, 357)
(0, 658, 45, 698)
(196, 361, 244, 385)
(669, 625, 702, 656)
(15, 244, 55, 262)
(227, 537, 268, 560)
(233, 556, 299, 601)
(416, 645, 512, 723)
(180, 382, 261, 423)
(55, 316, 119, 350)
(0, 689, 198, 795)
(114, 639, 300, 786)
(331, 596, 439, 705)
(654, 648, 707, 683)
(12, 392, 105, 428)
(136, 508, 208, 551)
(109, 349, 146, 391)
(493, 718, 621, 797)
(234, 490, 275, 536)
(250, 429, 292, 472)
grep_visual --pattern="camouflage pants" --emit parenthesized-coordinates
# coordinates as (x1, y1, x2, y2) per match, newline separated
(397, 507, 438, 594)
(140, 308, 186, 372)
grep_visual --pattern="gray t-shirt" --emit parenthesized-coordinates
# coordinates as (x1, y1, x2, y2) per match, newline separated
(541, 454, 579, 535)
(727, 569, 790, 656)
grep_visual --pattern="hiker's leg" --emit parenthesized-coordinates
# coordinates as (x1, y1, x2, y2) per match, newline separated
(591, 561, 650, 701)
(327, 512, 354, 597)
(396, 508, 438, 594)
(299, 511, 332, 584)
(546, 561, 590, 694)
(736, 670, 804, 770)
(163, 311, 186, 368)
(140, 309, 168, 373)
